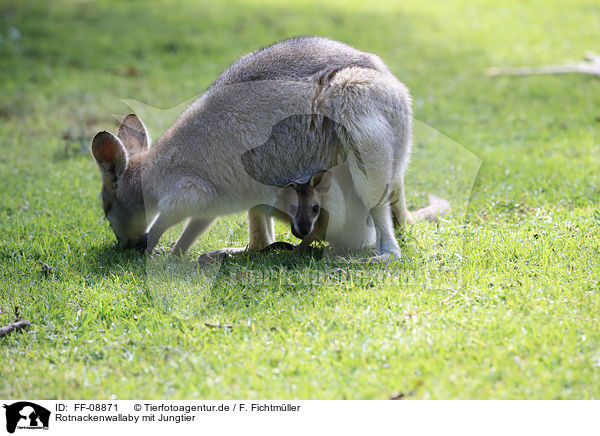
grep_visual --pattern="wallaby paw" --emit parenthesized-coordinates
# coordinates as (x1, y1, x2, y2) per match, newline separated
(352, 249, 401, 265)
(367, 252, 400, 264)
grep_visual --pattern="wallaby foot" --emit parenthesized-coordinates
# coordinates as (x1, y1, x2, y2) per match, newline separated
(365, 250, 401, 264)
(340, 247, 401, 265)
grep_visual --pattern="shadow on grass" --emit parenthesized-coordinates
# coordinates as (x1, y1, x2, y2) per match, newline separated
(84, 243, 147, 275)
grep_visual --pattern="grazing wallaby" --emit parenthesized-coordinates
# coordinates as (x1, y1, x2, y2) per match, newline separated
(91, 36, 418, 261)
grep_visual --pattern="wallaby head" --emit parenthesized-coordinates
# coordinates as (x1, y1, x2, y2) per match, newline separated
(91, 114, 150, 249)
(276, 170, 331, 239)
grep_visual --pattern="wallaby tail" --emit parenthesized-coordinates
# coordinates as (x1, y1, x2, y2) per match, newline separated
(408, 194, 450, 223)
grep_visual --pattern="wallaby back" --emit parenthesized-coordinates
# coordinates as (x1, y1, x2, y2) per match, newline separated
(210, 36, 390, 87)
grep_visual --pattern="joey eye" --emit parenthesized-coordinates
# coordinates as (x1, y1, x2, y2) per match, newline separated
(312, 205, 320, 213)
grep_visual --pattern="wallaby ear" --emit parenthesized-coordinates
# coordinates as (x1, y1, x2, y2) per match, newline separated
(117, 113, 150, 155)
(310, 170, 331, 193)
(276, 182, 297, 197)
(91, 131, 127, 184)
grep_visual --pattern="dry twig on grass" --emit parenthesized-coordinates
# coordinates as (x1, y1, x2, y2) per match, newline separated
(0, 318, 31, 339)
(204, 322, 233, 329)
(0, 306, 31, 339)
(486, 52, 600, 78)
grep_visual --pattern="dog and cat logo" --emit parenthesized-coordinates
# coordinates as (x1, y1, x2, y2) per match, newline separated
(2, 402, 50, 433)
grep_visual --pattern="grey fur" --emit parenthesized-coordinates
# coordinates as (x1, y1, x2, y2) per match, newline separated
(210, 36, 389, 87)
(240, 114, 364, 187)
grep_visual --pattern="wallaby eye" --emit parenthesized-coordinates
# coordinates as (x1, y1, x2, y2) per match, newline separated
(312, 205, 320, 213)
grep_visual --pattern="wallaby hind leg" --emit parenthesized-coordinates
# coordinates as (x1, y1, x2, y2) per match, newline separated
(370, 204, 400, 257)
(390, 177, 414, 226)
(171, 217, 214, 256)
(347, 205, 400, 264)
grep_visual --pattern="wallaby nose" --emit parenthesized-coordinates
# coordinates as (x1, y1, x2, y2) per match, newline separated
(294, 222, 313, 238)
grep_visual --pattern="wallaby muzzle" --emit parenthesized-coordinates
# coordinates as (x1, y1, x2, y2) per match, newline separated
(293, 220, 313, 239)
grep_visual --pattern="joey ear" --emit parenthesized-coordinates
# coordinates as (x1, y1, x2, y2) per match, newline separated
(276, 182, 297, 197)
(91, 131, 127, 183)
(310, 170, 332, 193)
(117, 113, 150, 155)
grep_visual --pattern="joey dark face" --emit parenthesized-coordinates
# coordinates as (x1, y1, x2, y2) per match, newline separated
(290, 184, 321, 238)
(92, 114, 150, 249)
(276, 170, 331, 239)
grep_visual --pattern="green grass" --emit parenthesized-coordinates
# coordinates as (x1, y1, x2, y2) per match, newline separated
(1, 0, 599, 399)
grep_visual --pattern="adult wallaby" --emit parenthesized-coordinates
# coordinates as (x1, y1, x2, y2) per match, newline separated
(91, 36, 420, 261)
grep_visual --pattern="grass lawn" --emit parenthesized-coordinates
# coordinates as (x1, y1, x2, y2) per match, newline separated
(1, 0, 599, 399)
